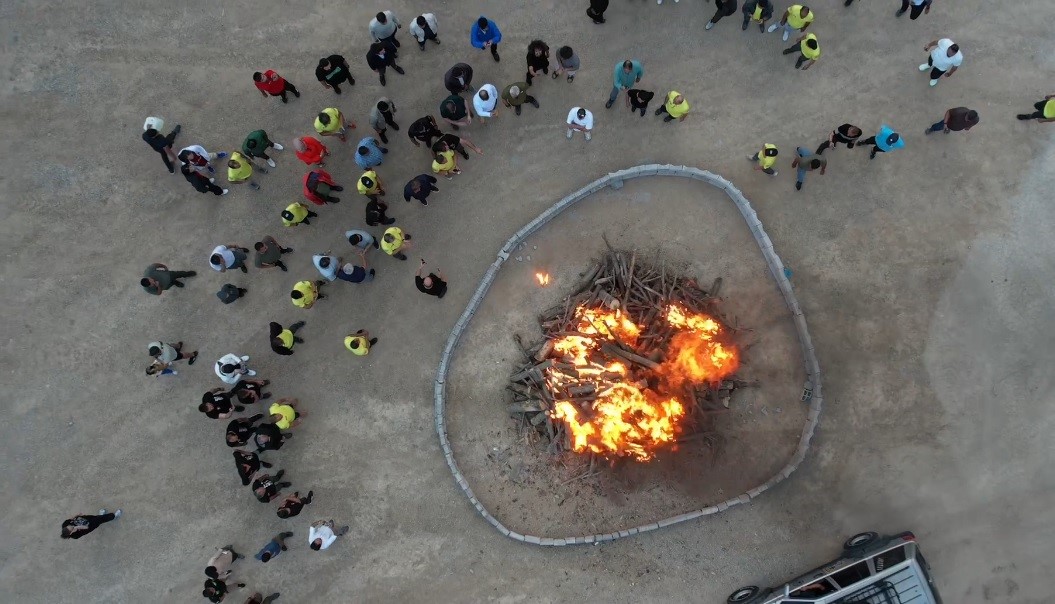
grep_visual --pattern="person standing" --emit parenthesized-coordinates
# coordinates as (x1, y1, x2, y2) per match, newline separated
(303, 169, 343, 205)
(245, 592, 281, 604)
(141, 263, 196, 295)
(605, 59, 643, 109)
(312, 252, 341, 282)
(566, 107, 594, 141)
(199, 389, 244, 419)
(440, 95, 473, 129)
(252, 470, 292, 503)
(315, 54, 354, 95)
(444, 63, 474, 95)
(269, 321, 306, 355)
(587, 0, 609, 24)
(346, 229, 379, 251)
(181, 164, 228, 195)
(1017, 95, 1055, 123)
(705, 0, 738, 30)
(896, 0, 932, 20)
(432, 132, 482, 161)
(369, 10, 402, 48)
(336, 257, 375, 285)
(416, 260, 448, 298)
(358, 171, 386, 203)
(179, 145, 226, 176)
(281, 202, 318, 227)
(410, 13, 440, 50)
(210, 244, 251, 274)
(233, 449, 271, 486)
(431, 145, 461, 179)
(370, 99, 399, 144)
(919, 38, 963, 87)
(925, 107, 979, 135)
(816, 124, 862, 154)
(308, 519, 349, 551)
(254, 236, 293, 272)
(252, 70, 300, 104)
(291, 280, 327, 309)
(226, 414, 265, 448)
(255, 532, 295, 564)
(473, 85, 500, 123)
(314, 107, 354, 143)
(404, 174, 440, 206)
(366, 41, 405, 86)
(525, 40, 550, 85)
(276, 491, 314, 519)
(203, 578, 245, 603)
(227, 152, 266, 190)
(215, 353, 256, 385)
(408, 115, 442, 148)
(768, 4, 813, 42)
(344, 330, 378, 356)
(791, 146, 826, 191)
(858, 124, 906, 160)
(655, 91, 690, 123)
(253, 421, 292, 453)
(230, 378, 270, 406)
(470, 16, 502, 62)
(205, 546, 245, 581)
(293, 136, 328, 167)
(747, 143, 779, 176)
(782, 33, 821, 70)
(354, 137, 388, 169)
(626, 89, 655, 117)
(242, 130, 283, 169)
(551, 46, 580, 83)
(143, 123, 181, 173)
(502, 83, 539, 116)
(365, 198, 395, 227)
(61, 509, 122, 539)
(742, 0, 774, 32)
(149, 341, 198, 366)
(381, 227, 411, 261)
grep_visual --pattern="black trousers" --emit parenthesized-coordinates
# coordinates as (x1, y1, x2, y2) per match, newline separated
(1023, 100, 1048, 119)
(80, 513, 117, 535)
(156, 129, 179, 172)
(526, 65, 548, 85)
(900, 0, 927, 19)
(858, 136, 888, 158)
(417, 26, 438, 48)
(710, 3, 736, 24)
(925, 56, 946, 80)
(816, 133, 857, 154)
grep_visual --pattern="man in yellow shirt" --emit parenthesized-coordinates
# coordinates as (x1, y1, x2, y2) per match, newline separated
(783, 33, 820, 70)
(344, 329, 379, 356)
(380, 226, 411, 261)
(747, 143, 779, 176)
(768, 4, 813, 42)
(357, 170, 385, 201)
(281, 203, 318, 227)
(655, 91, 689, 123)
(228, 152, 266, 190)
(269, 398, 305, 430)
(314, 107, 354, 142)
(1017, 95, 1055, 124)
(290, 279, 327, 309)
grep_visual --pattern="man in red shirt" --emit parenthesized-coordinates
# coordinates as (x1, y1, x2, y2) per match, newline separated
(294, 136, 329, 166)
(302, 169, 343, 205)
(253, 70, 300, 103)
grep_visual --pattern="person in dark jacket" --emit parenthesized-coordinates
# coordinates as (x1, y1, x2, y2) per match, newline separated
(226, 414, 264, 448)
(742, 0, 773, 32)
(444, 63, 474, 95)
(61, 509, 122, 539)
(366, 41, 404, 86)
(407, 115, 443, 148)
(315, 54, 354, 94)
(587, 0, 609, 24)
(233, 449, 271, 486)
(141, 263, 196, 295)
(404, 174, 440, 205)
(626, 89, 655, 117)
(525, 40, 550, 85)
(269, 321, 306, 355)
(706, 0, 738, 30)
(181, 163, 228, 195)
(254, 422, 291, 453)
(143, 123, 181, 173)
(816, 123, 863, 154)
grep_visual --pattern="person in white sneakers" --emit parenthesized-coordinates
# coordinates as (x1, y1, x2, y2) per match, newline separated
(61, 509, 122, 539)
(410, 13, 439, 50)
(767, 4, 813, 42)
(178, 144, 226, 176)
(566, 107, 594, 141)
(242, 130, 283, 169)
(473, 84, 500, 124)
(308, 519, 349, 551)
(215, 353, 256, 385)
(209, 244, 251, 274)
(920, 38, 962, 87)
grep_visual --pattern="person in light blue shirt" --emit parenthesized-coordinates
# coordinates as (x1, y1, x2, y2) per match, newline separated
(255, 532, 294, 563)
(470, 16, 502, 62)
(354, 137, 387, 169)
(859, 125, 905, 160)
(606, 59, 644, 108)
(312, 253, 341, 281)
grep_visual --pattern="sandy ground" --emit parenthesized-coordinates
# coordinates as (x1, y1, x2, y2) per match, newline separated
(1, 0, 1053, 603)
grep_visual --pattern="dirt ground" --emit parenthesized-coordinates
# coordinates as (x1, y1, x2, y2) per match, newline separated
(446, 178, 807, 537)
(1, 0, 1054, 603)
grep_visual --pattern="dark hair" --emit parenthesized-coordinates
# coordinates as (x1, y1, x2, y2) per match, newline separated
(246, 139, 257, 149)
(318, 58, 329, 68)
(377, 101, 389, 112)
(375, 12, 386, 23)
(806, 38, 818, 50)
(559, 46, 573, 60)
(61, 527, 72, 539)
(210, 254, 223, 266)
(148, 345, 161, 356)
(350, 339, 361, 349)
(319, 257, 330, 268)
(477, 17, 489, 29)
(260, 551, 273, 562)
(317, 112, 330, 125)
(416, 15, 427, 27)
(948, 43, 959, 54)
(252, 72, 263, 82)
(145, 365, 158, 375)
(623, 60, 633, 70)
(348, 234, 362, 245)
(140, 277, 152, 287)
(800, 6, 810, 16)
(204, 566, 218, 579)
(444, 100, 457, 113)
(888, 133, 901, 145)
(144, 128, 158, 137)
(810, 159, 821, 169)
(966, 110, 979, 122)
(201, 392, 214, 404)
(357, 146, 369, 156)
(221, 364, 238, 373)
(478, 89, 489, 100)
(291, 290, 303, 300)
(254, 241, 265, 251)
(277, 508, 290, 519)
(310, 540, 322, 551)
(528, 40, 547, 54)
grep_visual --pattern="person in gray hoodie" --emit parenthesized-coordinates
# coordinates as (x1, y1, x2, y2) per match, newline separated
(605, 59, 643, 109)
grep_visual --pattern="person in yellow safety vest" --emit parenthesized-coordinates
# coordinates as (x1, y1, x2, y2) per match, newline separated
(344, 329, 379, 356)
(380, 226, 411, 261)
(227, 151, 267, 190)
(431, 145, 460, 179)
(281, 202, 318, 227)
(742, 0, 773, 33)
(357, 170, 385, 201)
(747, 143, 779, 176)
(290, 279, 327, 309)
(768, 4, 813, 43)
(314, 107, 354, 142)
(783, 33, 820, 70)
(656, 91, 690, 123)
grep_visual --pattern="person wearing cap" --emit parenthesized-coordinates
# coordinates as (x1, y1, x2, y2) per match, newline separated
(473, 85, 500, 123)
(768, 4, 813, 42)
(242, 130, 283, 169)
(143, 122, 181, 173)
(925, 107, 979, 136)
(1016, 95, 1055, 123)
(655, 92, 690, 123)
(369, 98, 399, 144)
(179, 144, 227, 176)
(227, 152, 265, 190)
(141, 263, 196, 295)
(896, 0, 932, 21)
(314, 107, 354, 142)
(741, 0, 774, 32)
(366, 41, 404, 87)
(369, 10, 402, 47)
(551, 46, 580, 83)
(294, 136, 328, 166)
(253, 69, 300, 103)
(502, 82, 539, 117)
(444, 63, 475, 95)
(403, 174, 440, 206)
(858, 125, 905, 160)
(269, 397, 306, 430)
(281, 202, 318, 227)
(416, 260, 448, 298)
(315, 54, 354, 95)
(470, 16, 502, 62)
(431, 144, 461, 180)
(790, 147, 826, 191)
(587, 0, 609, 24)
(269, 321, 306, 355)
(747, 144, 780, 176)
(566, 107, 594, 141)
(782, 33, 820, 70)
(705, 0, 738, 31)
(365, 198, 395, 227)
(290, 280, 327, 309)
(357, 170, 385, 202)
(816, 124, 863, 154)
(410, 13, 440, 50)
(303, 169, 343, 205)
(408, 115, 442, 148)
(431, 132, 482, 161)
(525, 40, 550, 85)
(254, 236, 293, 271)
(182, 164, 228, 196)
(312, 252, 341, 281)
(440, 94, 473, 129)
(210, 244, 251, 274)
(605, 59, 643, 109)
(346, 229, 379, 251)
(626, 89, 655, 117)
(380, 227, 411, 260)
(344, 330, 378, 356)
(920, 38, 962, 87)
(354, 137, 387, 169)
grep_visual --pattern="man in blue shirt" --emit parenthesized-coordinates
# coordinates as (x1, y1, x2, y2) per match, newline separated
(606, 59, 644, 109)
(354, 137, 387, 169)
(859, 125, 905, 160)
(470, 16, 502, 62)
(255, 531, 294, 563)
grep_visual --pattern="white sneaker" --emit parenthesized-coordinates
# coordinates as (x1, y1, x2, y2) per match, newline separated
(247, 370, 257, 376)
(585, 132, 592, 141)
(114, 509, 122, 518)
(929, 79, 938, 87)
(566, 129, 573, 139)
(99, 508, 107, 515)
(222, 189, 230, 195)
(705, 21, 714, 30)
(240, 355, 250, 361)
(918, 63, 929, 71)
(272, 143, 284, 151)
(266, 158, 276, 168)
(657, 0, 662, 4)
(209, 177, 216, 183)
(782, 30, 790, 42)
(767, 23, 779, 33)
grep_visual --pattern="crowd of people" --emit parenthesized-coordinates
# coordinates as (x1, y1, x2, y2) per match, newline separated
(63, 2, 1054, 601)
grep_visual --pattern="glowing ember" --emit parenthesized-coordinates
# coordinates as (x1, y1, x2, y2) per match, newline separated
(535, 272, 551, 286)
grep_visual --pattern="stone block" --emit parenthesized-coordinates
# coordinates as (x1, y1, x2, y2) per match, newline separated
(509, 532, 527, 542)
(700, 506, 721, 516)
(540, 537, 556, 546)
(748, 486, 766, 498)
(738, 493, 752, 505)
(525, 535, 542, 545)
(608, 178, 624, 190)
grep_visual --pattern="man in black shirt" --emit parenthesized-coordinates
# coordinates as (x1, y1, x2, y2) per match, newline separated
(443, 63, 474, 95)
(254, 422, 291, 452)
(626, 89, 655, 117)
(816, 123, 862, 154)
(431, 132, 483, 161)
(269, 321, 306, 355)
(365, 200, 396, 226)
(182, 163, 227, 196)
(366, 41, 404, 86)
(439, 95, 472, 129)
(233, 449, 271, 486)
(315, 54, 354, 94)
(408, 115, 442, 148)
(415, 260, 448, 298)
(61, 509, 122, 539)
(403, 174, 440, 205)
(226, 414, 264, 448)
(199, 389, 244, 420)
(143, 123, 181, 173)
(230, 378, 270, 405)
(203, 578, 244, 603)
(276, 490, 315, 519)
(251, 470, 291, 503)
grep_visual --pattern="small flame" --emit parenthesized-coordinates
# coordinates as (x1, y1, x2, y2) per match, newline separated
(535, 272, 551, 286)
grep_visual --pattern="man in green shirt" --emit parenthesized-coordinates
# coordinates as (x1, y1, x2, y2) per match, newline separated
(501, 83, 539, 116)
(141, 263, 196, 295)
(242, 130, 284, 168)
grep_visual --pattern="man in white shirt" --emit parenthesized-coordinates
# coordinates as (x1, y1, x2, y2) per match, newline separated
(312, 253, 341, 281)
(566, 107, 594, 141)
(920, 38, 962, 87)
(308, 519, 349, 551)
(473, 84, 499, 123)
(896, 0, 932, 20)
(409, 13, 439, 50)
(178, 144, 227, 176)
(210, 244, 250, 273)
(215, 353, 256, 385)
(369, 10, 401, 47)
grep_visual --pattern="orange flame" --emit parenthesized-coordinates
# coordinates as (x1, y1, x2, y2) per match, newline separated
(535, 272, 551, 286)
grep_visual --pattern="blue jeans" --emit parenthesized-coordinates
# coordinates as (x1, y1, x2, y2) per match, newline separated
(608, 86, 625, 103)
(927, 118, 946, 133)
(795, 146, 811, 184)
